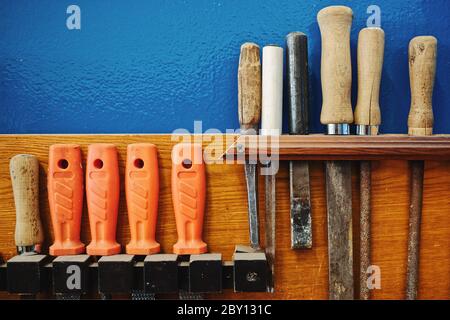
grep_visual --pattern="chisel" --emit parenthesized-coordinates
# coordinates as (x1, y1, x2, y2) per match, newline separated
(238, 42, 262, 250)
(317, 6, 354, 300)
(354, 27, 385, 300)
(261, 44, 283, 293)
(286, 32, 312, 249)
(172, 143, 207, 299)
(48, 144, 86, 299)
(406, 35, 437, 300)
(9, 154, 44, 298)
(125, 143, 160, 300)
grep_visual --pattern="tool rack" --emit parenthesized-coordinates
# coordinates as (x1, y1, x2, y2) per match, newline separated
(0, 134, 449, 299)
(0, 251, 267, 296)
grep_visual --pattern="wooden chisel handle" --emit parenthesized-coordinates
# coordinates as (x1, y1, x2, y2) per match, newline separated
(287, 32, 309, 135)
(408, 36, 437, 136)
(238, 43, 262, 133)
(10, 154, 44, 253)
(125, 143, 160, 255)
(86, 144, 121, 256)
(48, 144, 85, 255)
(354, 27, 385, 135)
(318, 6, 353, 128)
(172, 143, 207, 255)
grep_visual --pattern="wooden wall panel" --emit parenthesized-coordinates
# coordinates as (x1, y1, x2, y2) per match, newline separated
(0, 135, 448, 299)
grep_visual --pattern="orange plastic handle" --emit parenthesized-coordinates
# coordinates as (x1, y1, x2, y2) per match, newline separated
(86, 144, 121, 256)
(125, 143, 160, 255)
(172, 143, 207, 254)
(48, 144, 85, 255)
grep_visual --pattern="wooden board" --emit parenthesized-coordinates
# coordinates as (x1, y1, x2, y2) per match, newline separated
(0, 135, 449, 300)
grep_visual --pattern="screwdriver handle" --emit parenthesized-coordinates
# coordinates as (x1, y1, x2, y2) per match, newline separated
(261, 45, 284, 136)
(48, 144, 85, 255)
(125, 143, 160, 255)
(238, 43, 262, 133)
(86, 144, 121, 256)
(354, 27, 385, 134)
(317, 6, 354, 126)
(172, 143, 207, 255)
(10, 154, 44, 251)
(286, 32, 309, 135)
(408, 36, 437, 136)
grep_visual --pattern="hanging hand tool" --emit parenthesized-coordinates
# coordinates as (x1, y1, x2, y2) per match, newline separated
(317, 6, 354, 300)
(286, 32, 312, 249)
(261, 44, 283, 293)
(126, 143, 160, 300)
(8, 154, 45, 297)
(86, 144, 121, 256)
(10, 154, 44, 255)
(238, 42, 262, 250)
(406, 35, 437, 300)
(172, 143, 207, 299)
(354, 27, 385, 300)
(48, 144, 85, 256)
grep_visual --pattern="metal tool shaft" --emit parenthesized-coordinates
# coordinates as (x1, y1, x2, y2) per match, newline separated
(244, 162, 260, 249)
(264, 171, 276, 293)
(359, 160, 371, 300)
(289, 161, 312, 248)
(406, 160, 424, 299)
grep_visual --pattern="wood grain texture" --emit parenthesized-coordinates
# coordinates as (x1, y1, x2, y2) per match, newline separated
(0, 135, 449, 300)
(354, 27, 384, 127)
(9, 154, 44, 247)
(317, 6, 354, 125)
(238, 42, 262, 132)
(408, 36, 437, 136)
(231, 134, 450, 161)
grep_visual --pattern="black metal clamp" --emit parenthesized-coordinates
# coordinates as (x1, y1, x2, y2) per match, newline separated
(0, 250, 269, 297)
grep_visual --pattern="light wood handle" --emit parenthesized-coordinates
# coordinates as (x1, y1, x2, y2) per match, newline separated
(408, 36, 437, 136)
(317, 6, 354, 125)
(238, 42, 262, 132)
(10, 154, 44, 247)
(261, 45, 284, 136)
(354, 27, 385, 129)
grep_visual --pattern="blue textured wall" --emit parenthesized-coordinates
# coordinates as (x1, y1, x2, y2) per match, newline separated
(0, 0, 449, 134)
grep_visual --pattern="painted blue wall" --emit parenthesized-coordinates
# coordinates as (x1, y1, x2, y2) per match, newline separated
(0, 0, 449, 134)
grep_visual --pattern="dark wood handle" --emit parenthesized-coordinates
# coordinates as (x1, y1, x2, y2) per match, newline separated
(286, 32, 309, 135)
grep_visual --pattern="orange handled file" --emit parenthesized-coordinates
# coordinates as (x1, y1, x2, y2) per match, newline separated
(125, 143, 160, 255)
(48, 144, 85, 255)
(86, 144, 121, 256)
(171, 143, 207, 254)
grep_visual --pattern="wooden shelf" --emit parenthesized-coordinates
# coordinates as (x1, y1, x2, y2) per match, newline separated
(226, 134, 450, 160)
